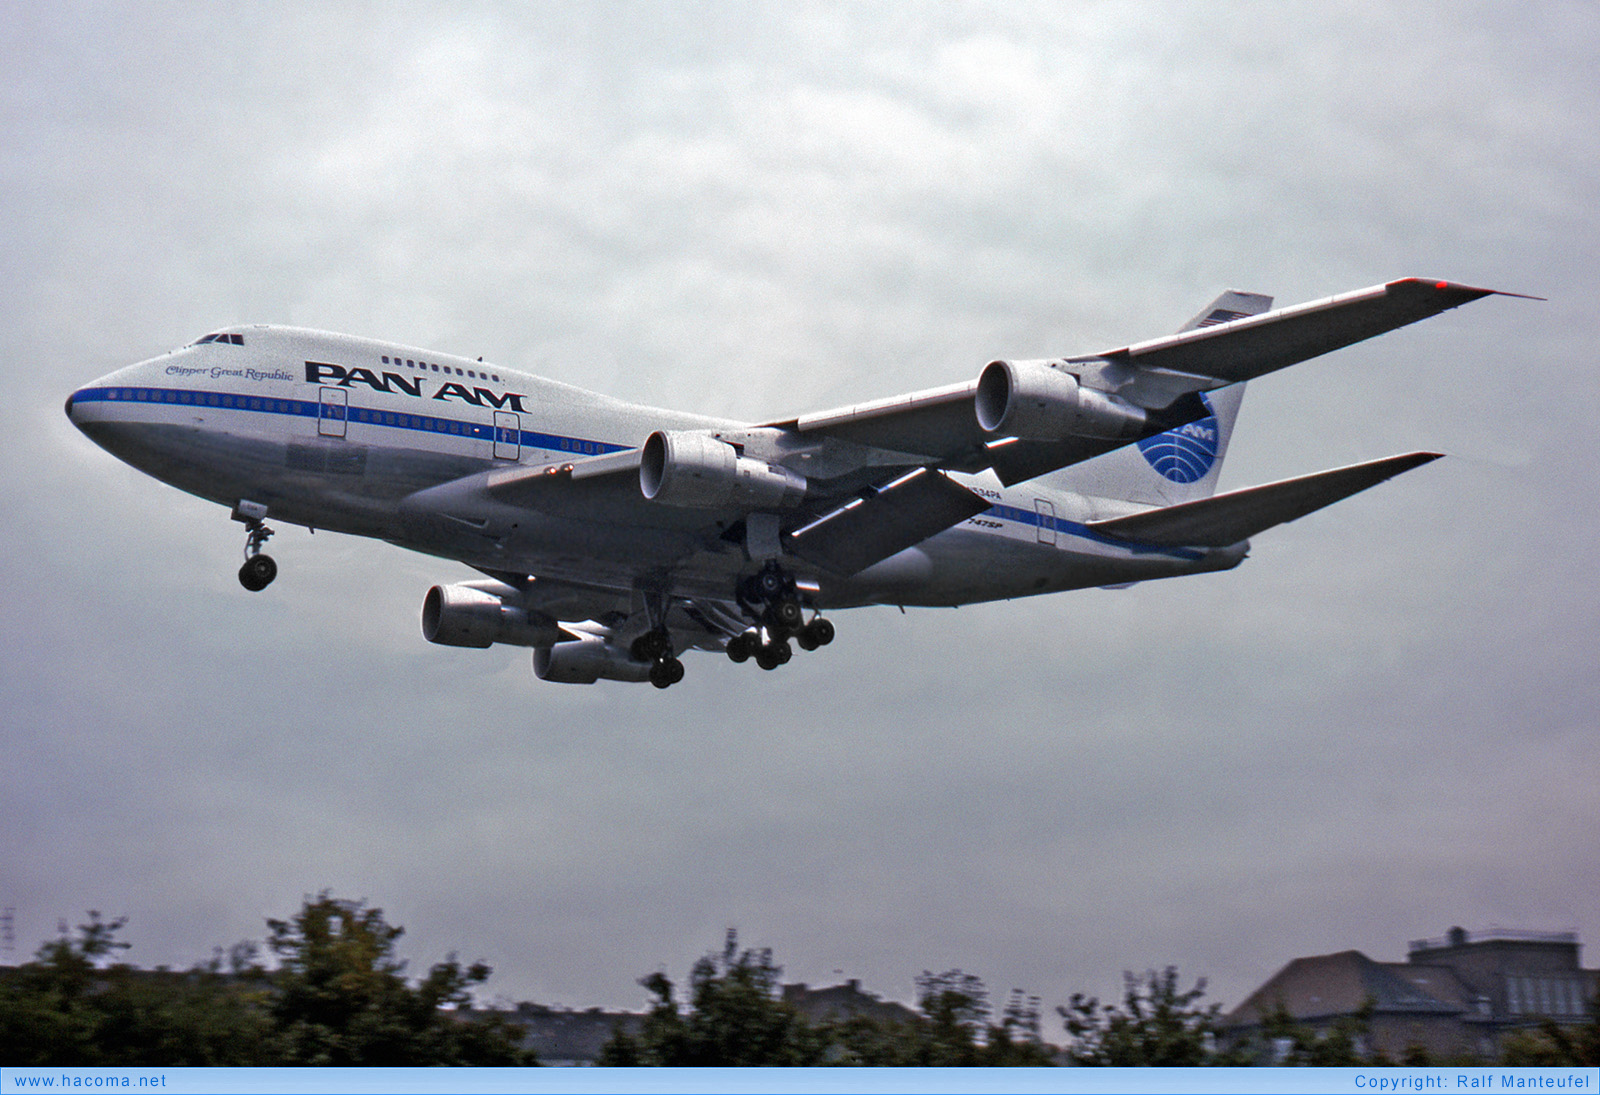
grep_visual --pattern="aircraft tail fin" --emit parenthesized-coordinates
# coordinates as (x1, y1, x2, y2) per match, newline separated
(1043, 289, 1272, 505)
(1085, 451, 1442, 547)
(1177, 290, 1275, 334)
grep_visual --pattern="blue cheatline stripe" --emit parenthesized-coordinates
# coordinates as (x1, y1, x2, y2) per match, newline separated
(69, 386, 630, 456)
(76, 386, 1204, 557)
(986, 502, 1203, 560)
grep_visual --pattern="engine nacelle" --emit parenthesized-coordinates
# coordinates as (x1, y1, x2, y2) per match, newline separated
(421, 581, 563, 649)
(533, 635, 652, 684)
(639, 430, 806, 509)
(975, 359, 1149, 441)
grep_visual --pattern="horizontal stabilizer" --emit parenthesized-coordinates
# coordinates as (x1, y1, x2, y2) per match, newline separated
(1087, 452, 1443, 547)
(787, 468, 991, 575)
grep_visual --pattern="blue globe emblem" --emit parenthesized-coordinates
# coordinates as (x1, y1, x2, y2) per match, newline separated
(1137, 394, 1219, 484)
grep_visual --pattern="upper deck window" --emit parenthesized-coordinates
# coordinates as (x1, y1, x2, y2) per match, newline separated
(377, 353, 501, 385)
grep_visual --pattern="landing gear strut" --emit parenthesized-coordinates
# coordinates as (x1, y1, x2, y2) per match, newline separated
(728, 561, 834, 671)
(233, 502, 277, 592)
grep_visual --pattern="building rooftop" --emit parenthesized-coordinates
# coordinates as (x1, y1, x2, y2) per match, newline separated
(1222, 950, 1463, 1028)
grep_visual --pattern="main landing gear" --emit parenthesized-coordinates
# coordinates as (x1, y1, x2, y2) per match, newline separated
(631, 627, 685, 690)
(728, 561, 835, 672)
(233, 502, 277, 592)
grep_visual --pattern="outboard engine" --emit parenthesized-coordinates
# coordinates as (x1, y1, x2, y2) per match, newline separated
(975, 359, 1149, 441)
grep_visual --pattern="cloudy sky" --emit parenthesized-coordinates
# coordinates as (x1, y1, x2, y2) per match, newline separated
(4, 1, 1596, 1018)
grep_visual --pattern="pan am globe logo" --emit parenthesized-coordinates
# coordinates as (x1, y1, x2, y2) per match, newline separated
(1137, 393, 1219, 484)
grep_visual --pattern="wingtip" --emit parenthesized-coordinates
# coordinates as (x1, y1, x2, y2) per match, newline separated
(1387, 451, 1446, 475)
(1391, 277, 1546, 303)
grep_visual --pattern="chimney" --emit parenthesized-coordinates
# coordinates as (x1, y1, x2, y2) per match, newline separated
(1448, 926, 1467, 947)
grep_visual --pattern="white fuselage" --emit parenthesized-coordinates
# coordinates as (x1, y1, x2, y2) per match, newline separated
(66, 326, 1244, 612)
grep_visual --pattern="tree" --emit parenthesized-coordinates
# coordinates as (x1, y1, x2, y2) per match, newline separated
(1060, 966, 1245, 1066)
(910, 968, 990, 1065)
(981, 989, 1057, 1066)
(1500, 986, 1600, 1066)
(600, 945, 1055, 1067)
(598, 929, 824, 1065)
(0, 895, 534, 1066)
(264, 891, 532, 1065)
(0, 911, 275, 1065)
(1253, 997, 1383, 1065)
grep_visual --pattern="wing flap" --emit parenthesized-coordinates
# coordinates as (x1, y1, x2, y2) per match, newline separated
(787, 468, 992, 575)
(485, 447, 641, 493)
(1087, 452, 1443, 547)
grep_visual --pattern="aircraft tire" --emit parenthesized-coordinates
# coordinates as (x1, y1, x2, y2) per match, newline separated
(757, 568, 785, 598)
(809, 618, 835, 646)
(772, 598, 803, 630)
(649, 656, 684, 689)
(632, 629, 672, 662)
(239, 554, 277, 592)
(726, 633, 756, 663)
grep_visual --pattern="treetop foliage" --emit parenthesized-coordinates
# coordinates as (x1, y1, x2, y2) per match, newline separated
(0, 893, 533, 1066)
(596, 932, 1052, 1066)
(7, 910, 1596, 1067)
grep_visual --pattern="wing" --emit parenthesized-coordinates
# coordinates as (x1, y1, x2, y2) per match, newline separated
(782, 278, 1524, 486)
(1079, 278, 1537, 406)
(402, 279, 1519, 580)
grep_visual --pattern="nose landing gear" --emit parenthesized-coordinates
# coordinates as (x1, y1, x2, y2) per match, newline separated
(233, 501, 278, 592)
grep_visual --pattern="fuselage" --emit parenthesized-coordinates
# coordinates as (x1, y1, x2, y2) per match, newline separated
(65, 325, 1244, 612)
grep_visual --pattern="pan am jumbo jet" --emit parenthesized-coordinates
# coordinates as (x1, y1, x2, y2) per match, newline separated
(66, 278, 1525, 688)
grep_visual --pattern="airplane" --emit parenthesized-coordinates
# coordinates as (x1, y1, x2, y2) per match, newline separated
(64, 277, 1528, 688)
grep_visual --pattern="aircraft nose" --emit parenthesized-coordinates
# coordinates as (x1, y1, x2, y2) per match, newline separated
(64, 383, 96, 428)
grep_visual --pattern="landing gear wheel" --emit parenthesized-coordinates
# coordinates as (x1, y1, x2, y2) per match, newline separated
(239, 553, 277, 592)
(756, 567, 785, 598)
(733, 562, 834, 667)
(755, 639, 792, 670)
(804, 617, 835, 647)
(235, 506, 278, 592)
(770, 597, 803, 631)
(726, 632, 758, 663)
(649, 656, 685, 689)
(631, 628, 673, 662)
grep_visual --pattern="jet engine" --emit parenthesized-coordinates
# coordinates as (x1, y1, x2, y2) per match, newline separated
(639, 430, 806, 509)
(533, 634, 652, 684)
(975, 359, 1149, 441)
(421, 580, 563, 649)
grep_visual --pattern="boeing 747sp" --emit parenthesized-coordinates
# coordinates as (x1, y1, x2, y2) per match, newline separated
(65, 278, 1527, 687)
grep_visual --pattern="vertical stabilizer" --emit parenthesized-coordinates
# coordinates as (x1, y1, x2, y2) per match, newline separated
(1177, 290, 1274, 334)
(1043, 290, 1271, 506)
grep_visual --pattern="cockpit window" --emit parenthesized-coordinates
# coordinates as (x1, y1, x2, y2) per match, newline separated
(191, 332, 244, 346)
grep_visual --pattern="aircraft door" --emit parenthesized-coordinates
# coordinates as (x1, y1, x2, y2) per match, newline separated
(318, 387, 347, 438)
(1034, 499, 1057, 546)
(493, 411, 521, 460)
